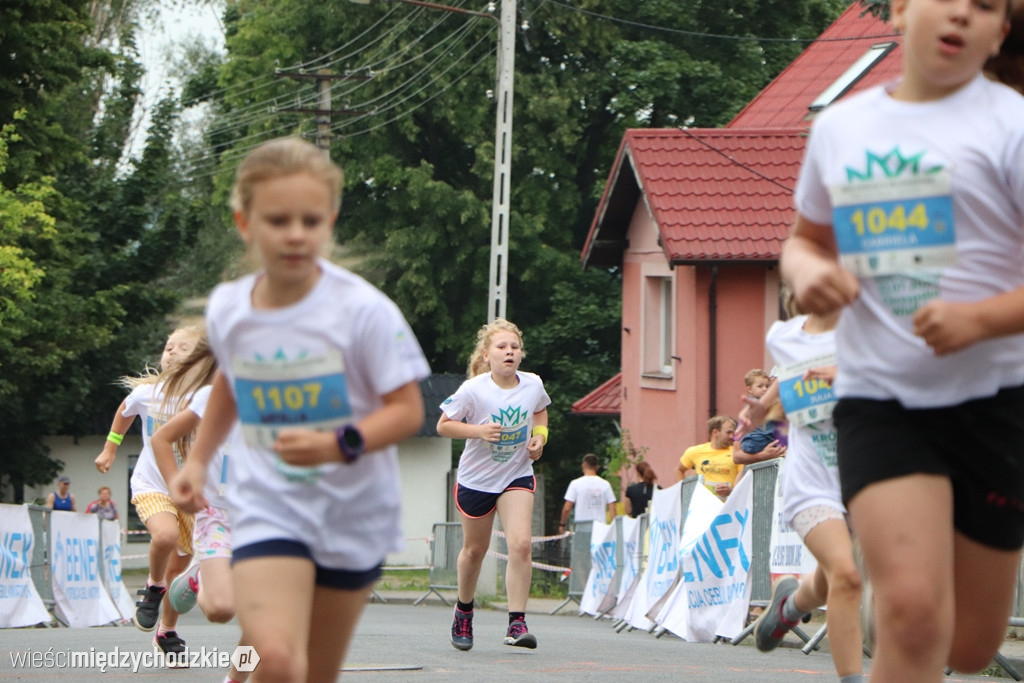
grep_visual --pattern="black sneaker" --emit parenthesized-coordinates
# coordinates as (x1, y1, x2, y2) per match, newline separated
(503, 618, 537, 649)
(451, 607, 473, 651)
(135, 585, 166, 632)
(154, 631, 189, 669)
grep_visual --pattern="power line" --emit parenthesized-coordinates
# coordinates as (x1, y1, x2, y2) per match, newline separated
(678, 127, 794, 194)
(544, 0, 899, 43)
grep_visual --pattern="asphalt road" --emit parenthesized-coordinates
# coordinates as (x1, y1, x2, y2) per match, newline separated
(1, 596, 1019, 682)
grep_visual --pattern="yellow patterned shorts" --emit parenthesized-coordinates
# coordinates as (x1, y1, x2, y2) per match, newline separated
(131, 492, 195, 556)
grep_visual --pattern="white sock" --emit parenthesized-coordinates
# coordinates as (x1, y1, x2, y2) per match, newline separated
(781, 594, 808, 622)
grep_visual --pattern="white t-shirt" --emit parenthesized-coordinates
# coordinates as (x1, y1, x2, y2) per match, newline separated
(766, 316, 843, 526)
(441, 371, 551, 493)
(126, 382, 176, 497)
(206, 258, 431, 570)
(564, 475, 616, 523)
(796, 75, 1024, 407)
(184, 384, 243, 511)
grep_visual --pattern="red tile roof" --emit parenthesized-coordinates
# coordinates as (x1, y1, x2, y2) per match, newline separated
(581, 128, 806, 267)
(730, 4, 901, 128)
(570, 373, 621, 416)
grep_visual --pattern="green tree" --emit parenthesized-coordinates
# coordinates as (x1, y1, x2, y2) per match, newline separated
(178, 0, 847, 523)
(0, 1, 215, 498)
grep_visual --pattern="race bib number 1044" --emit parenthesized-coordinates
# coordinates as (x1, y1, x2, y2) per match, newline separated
(830, 172, 956, 277)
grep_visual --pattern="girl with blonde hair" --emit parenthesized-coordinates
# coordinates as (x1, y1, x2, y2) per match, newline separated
(439, 318, 550, 651)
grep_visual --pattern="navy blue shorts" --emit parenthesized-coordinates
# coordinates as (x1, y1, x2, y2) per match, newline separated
(455, 475, 536, 518)
(232, 539, 382, 590)
(835, 384, 1024, 550)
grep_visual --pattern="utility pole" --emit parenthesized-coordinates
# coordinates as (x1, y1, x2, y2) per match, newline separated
(488, 0, 515, 322)
(346, 0, 513, 321)
(276, 69, 368, 155)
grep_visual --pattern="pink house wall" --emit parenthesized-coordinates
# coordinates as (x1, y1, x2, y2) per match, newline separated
(619, 205, 781, 485)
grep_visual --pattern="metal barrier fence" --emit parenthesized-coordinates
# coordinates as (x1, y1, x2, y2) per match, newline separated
(415, 522, 462, 606)
(746, 458, 780, 606)
(26, 505, 54, 607)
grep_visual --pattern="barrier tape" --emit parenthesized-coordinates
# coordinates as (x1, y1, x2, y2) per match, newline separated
(490, 529, 572, 543)
(484, 549, 570, 573)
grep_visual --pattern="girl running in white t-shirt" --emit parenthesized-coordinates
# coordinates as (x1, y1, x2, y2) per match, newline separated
(782, 1, 1024, 678)
(438, 319, 551, 651)
(153, 351, 250, 683)
(94, 325, 210, 662)
(170, 137, 430, 682)
(743, 302, 864, 683)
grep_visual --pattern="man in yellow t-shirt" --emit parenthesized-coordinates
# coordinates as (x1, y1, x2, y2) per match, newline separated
(675, 415, 742, 499)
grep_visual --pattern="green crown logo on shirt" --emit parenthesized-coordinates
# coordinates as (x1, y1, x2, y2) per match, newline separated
(491, 405, 525, 426)
(254, 349, 310, 363)
(846, 147, 942, 182)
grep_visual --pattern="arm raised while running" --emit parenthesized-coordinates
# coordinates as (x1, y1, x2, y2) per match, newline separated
(95, 400, 135, 473)
(526, 408, 548, 460)
(272, 379, 425, 466)
(780, 213, 859, 316)
(436, 414, 502, 442)
(170, 372, 236, 513)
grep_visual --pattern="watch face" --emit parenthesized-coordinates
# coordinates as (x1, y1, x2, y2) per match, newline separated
(343, 426, 364, 452)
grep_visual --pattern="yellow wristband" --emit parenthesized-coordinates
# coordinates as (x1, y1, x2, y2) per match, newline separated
(107, 431, 124, 445)
(531, 425, 549, 445)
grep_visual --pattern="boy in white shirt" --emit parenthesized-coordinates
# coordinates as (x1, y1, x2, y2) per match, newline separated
(559, 453, 617, 530)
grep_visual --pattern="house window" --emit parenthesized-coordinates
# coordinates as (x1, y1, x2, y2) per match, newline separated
(808, 42, 897, 112)
(644, 276, 674, 376)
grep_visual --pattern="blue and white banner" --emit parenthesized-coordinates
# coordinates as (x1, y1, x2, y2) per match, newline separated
(626, 482, 681, 630)
(609, 516, 642, 621)
(580, 521, 616, 616)
(660, 473, 755, 642)
(769, 473, 817, 580)
(50, 511, 119, 627)
(100, 520, 135, 621)
(0, 505, 50, 628)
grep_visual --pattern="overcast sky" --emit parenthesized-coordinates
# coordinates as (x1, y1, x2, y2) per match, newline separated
(129, 1, 225, 158)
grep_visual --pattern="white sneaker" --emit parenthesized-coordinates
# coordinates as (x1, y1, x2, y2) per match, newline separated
(168, 561, 200, 615)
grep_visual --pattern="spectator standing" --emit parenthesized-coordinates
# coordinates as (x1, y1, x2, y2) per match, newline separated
(85, 486, 119, 521)
(46, 475, 75, 511)
(623, 461, 659, 518)
(676, 416, 742, 499)
(559, 454, 617, 529)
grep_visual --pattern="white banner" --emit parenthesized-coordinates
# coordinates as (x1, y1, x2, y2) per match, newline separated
(626, 482, 682, 630)
(580, 521, 616, 616)
(100, 520, 135, 621)
(608, 517, 642, 620)
(50, 511, 120, 627)
(660, 473, 755, 642)
(769, 472, 818, 580)
(0, 504, 50, 628)
(649, 483, 721, 629)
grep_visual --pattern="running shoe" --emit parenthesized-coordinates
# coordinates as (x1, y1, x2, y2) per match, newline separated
(134, 584, 166, 632)
(168, 561, 200, 614)
(753, 576, 801, 652)
(451, 607, 474, 651)
(154, 630, 189, 668)
(503, 617, 537, 649)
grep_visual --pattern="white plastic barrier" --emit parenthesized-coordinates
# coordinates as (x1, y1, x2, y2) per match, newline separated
(659, 473, 755, 641)
(625, 481, 682, 631)
(99, 519, 135, 620)
(0, 504, 50, 627)
(49, 510, 119, 627)
(580, 520, 616, 616)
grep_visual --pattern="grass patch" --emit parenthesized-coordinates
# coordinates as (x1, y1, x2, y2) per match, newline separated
(377, 568, 430, 591)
